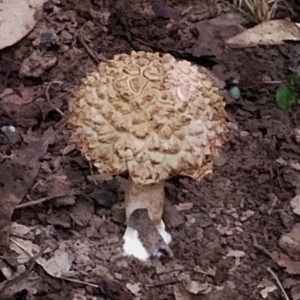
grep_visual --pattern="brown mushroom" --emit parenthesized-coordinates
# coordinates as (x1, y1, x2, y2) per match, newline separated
(68, 51, 227, 260)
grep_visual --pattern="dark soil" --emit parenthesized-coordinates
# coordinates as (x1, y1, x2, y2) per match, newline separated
(1, 0, 300, 299)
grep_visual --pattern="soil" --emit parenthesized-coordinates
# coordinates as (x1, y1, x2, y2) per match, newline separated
(1, 0, 300, 300)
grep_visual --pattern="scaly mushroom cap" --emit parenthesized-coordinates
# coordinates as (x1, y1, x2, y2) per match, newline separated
(68, 51, 227, 185)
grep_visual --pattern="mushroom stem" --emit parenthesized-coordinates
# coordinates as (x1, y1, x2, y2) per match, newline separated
(122, 178, 172, 260)
(125, 179, 164, 226)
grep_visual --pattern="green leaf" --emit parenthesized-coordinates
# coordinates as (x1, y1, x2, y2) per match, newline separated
(290, 72, 300, 86)
(276, 84, 296, 110)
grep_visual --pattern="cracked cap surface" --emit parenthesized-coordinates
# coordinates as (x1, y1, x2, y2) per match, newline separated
(68, 51, 227, 185)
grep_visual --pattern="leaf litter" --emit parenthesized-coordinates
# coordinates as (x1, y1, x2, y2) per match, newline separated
(0, 0, 45, 50)
(0, 131, 52, 247)
(1, 0, 300, 299)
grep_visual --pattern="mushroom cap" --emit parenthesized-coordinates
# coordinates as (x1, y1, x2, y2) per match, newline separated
(68, 51, 227, 185)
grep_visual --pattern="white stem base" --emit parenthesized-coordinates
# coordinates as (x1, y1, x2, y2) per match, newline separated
(122, 220, 172, 261)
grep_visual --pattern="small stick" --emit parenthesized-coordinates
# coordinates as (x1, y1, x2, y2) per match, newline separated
(251, 234, 276, 260)
(60, 277, 99, 288)
(267, 267, 290, 300)
(89, 160, 98, 186)
(45, 81, 67, 118)
(146, 279, 178, 287)
(77, 35, 100, 65)
(15, 194, 76, 209)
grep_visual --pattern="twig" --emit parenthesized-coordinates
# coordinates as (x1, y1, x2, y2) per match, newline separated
(77, 35, 100, 65)
(15, 194, 77, 209)
(146, 279, 178, 287)
(267, 267, 290, 300)
(89, 160, 98, 186)
(45, 81, 67, 118)
(60, 277, 99, 288)
(251, 234, 276, 260)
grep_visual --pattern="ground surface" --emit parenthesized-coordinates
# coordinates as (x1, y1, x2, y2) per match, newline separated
(1, 0, 300, 299)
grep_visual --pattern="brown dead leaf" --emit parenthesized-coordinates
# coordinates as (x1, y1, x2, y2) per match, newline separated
(69, 197, 95, 227)
(192, 12, 246, 59)
(279, 223, 300, 260)
(179, 273, 212, 295)
(0, 134, 51, 248)
(50, 175, 75, 207)
(257, 278, 277, 299)
(291, 284, 300, 300)
(0, 86, 44, 105)
(175, 274, 226, 300)
(97, 276, 133, 300)
(277, 254, 300, 275)
(174, 284, 195, 300)
(152, 2, 180, 20)
(37, 241, 74, 277)
(226, 20, 300, 48)
(0, 0, 45, 50)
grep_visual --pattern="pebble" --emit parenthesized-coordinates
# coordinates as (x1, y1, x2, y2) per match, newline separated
(229, 86, 241, 99)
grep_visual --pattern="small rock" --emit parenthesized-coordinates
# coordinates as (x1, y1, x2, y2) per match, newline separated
(215, 155, 228, 167)
(60, 30, 73, 42)
(227, 249, 245, 258)
(294, 128, 300, 144)
(126, 283, 141, 296)
(258, 174, 270, 184)
(88, 188, 117, 208)
(186, 215, 196, 225)
(43, 1, 54, 13)
(229, 86, 241, 99)
(240, 210, 254, 221)
(175, 202, 193, 211)
(291, 195, 300, 216)
(32, 31, 59, 47)
(240, 131, 249, 137)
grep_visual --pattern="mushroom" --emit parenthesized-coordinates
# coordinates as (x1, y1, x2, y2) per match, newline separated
(68, 51, 227, 261)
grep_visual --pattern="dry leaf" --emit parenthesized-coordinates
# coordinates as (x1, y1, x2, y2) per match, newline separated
(0, 134, 51, 247)
(277, 254, 300, 275)
(174, 284, 193, 300)
(70, 198, 95, 227)
(279, 223, 300, 260)
(38, 243, 74, 277)
(179, 273, 212, 295)
(226, 20, 300, 48)
(291, 284, 300, 300)
(257, 278, 277, 299)
(0, 0, 45, 50)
